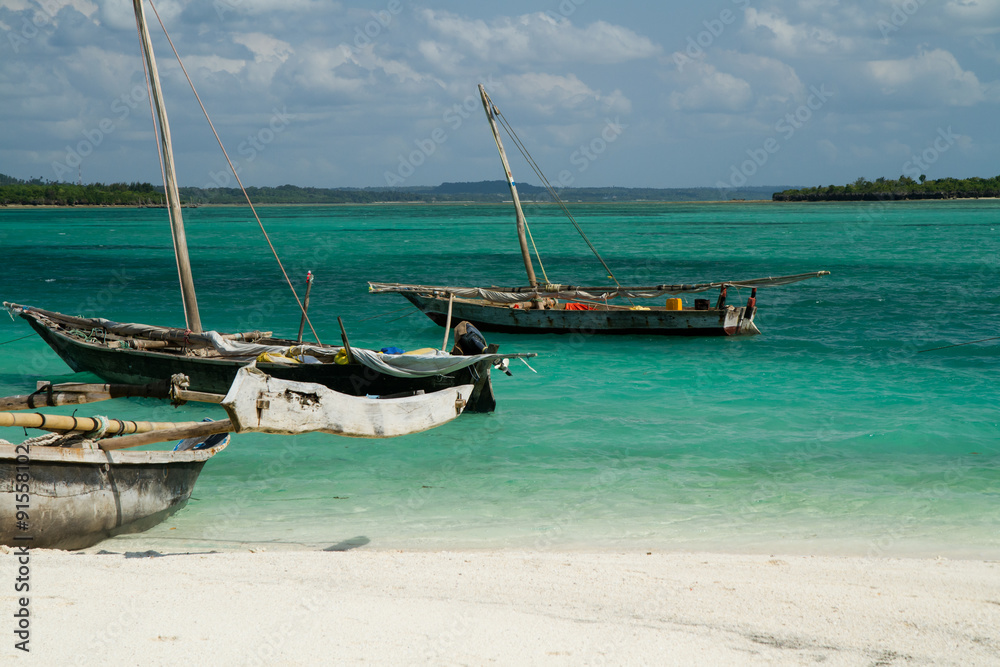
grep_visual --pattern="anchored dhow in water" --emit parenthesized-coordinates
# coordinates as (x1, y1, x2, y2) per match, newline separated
(370, 84, 829, 336)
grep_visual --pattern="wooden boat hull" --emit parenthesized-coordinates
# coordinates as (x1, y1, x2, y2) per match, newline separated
(0, 442, 225, 550)
(19, 312, 497, 413)
(400, 293, 760, 336)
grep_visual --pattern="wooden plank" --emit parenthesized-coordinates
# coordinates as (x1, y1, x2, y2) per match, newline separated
(97, 419, 234, 450)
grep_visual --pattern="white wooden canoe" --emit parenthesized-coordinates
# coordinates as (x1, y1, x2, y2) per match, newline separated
(221, 365, 473, 438)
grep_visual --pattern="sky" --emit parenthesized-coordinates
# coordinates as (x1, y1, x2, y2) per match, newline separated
(1, 0, 998, 190)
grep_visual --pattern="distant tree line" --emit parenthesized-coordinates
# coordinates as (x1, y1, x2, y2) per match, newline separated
(0, 174, 165, 206)
(176, 182, 780, 204)
(773, 175, 1000, 201)
(1, 173, 791, 206)
(177, 184, 431, 205)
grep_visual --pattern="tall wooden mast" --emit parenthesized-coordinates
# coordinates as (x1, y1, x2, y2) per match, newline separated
(479, 84, 538, 288)
(133, 0, 202, 332)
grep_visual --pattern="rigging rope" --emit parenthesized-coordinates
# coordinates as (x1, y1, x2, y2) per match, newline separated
(492, 106, 623, 290)
(918, 336, 1000, 353)
(522, 217, 551, 285)
(0, 334, 36, 347)
(146, 1, 322, 345)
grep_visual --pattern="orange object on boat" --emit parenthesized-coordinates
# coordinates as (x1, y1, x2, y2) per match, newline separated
(565, 303, 595, 311)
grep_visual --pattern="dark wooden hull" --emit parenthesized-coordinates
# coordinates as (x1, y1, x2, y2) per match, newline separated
(0, 442, 225, 550)
(20, 313, 497, 413)
(400, 293, 760, 336)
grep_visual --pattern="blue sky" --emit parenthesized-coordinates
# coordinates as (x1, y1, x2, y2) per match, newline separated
(1, 0, 998, 189)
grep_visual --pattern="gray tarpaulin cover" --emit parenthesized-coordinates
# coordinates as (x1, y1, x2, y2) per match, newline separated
(203, 332, 504, 378)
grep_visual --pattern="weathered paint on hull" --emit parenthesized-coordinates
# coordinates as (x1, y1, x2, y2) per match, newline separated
(401, 294, 760, 336)
(0, 443, 225, 550)
(22, 315, 497, 413)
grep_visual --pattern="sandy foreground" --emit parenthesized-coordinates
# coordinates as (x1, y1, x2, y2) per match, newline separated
(2, 548, 999, 666)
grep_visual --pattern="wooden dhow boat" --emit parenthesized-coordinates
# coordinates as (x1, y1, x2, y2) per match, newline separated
(5, 3, 529, 412)
(4, 303, 521, 413)
(370, 85, 829, 336)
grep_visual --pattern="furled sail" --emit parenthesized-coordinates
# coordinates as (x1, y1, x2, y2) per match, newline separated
(369, 271, 830, 304)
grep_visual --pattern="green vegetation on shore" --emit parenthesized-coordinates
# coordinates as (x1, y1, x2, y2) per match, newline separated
(0, 174, 165, 206)
(1, 173, 785, 206)
(773, 175, 1000, 201)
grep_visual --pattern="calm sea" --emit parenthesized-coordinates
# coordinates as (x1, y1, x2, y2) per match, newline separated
(1, 201, 998, 557)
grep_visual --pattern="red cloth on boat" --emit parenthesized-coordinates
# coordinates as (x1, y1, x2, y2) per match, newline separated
(565, 303, 595, 311)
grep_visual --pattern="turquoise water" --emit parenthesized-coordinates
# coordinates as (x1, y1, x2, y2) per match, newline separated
(1, 201, 998, 557)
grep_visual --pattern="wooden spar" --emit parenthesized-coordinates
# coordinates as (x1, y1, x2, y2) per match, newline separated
(479, 84, 537, 288)
(132, 0, 202, 333)
(0, 381, 223, 411)
(0, 411, 206, 436)
(442, 293, 454, 350)
(337, 316, 354, 363)
(98, 419, 234, 450)
(297, 270, 314, 343)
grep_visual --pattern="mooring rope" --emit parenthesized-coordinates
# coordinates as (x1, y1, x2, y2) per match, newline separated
(0, 334, 35, 347)
(918, 336, 1000, 353)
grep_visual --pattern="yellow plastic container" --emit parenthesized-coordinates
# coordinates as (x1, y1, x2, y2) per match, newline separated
(665, 298, 683, 311)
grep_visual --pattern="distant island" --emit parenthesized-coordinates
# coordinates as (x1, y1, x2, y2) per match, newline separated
(773, 176, 1000, 201)
(0, 173, 786, 206)
(0, 174, 166, 206)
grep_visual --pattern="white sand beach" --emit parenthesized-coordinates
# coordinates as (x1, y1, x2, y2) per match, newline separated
(5, 548, 998, 665)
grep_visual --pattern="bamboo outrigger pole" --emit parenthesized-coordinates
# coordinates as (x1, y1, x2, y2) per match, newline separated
(0, 411, 209, 437)
(479, 84, 538, 288)
(133, 0, 202, 332)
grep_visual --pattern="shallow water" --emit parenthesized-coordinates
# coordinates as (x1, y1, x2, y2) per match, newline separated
(1, 201, 998, 557)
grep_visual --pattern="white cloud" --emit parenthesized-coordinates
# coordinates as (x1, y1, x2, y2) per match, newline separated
(867, 48, 988, 106)
(230, 33, 293, 86)
(96, 0, 182, 31)
(502, 73, 631, 116)
(420, 10, 661, 66)
(416, 40, 464, 75)
(350, 44, 434, 85)
(743, 7, 855, 56)
(714, 51, 805, 110)
(668, 61, 752, 113)
(944, 0, 1000, 21)
(232, 33, 293, 64)
(181, 54, 247, 77)
(289, 48, 362, 95)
